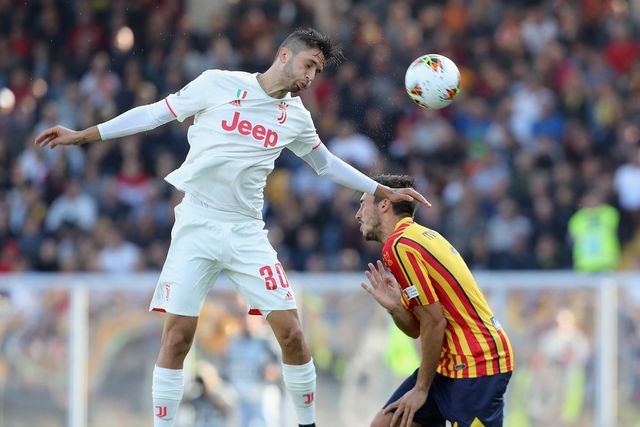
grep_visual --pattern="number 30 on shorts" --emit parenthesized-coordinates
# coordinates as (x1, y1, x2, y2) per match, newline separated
(259, 263, 289, 290)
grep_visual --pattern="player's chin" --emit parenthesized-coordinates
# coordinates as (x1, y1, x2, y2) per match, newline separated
(362, 229, 377, 242)
(292, 81, 308, 92)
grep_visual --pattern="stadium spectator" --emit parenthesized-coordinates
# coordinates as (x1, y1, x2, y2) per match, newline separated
(568, 191, 621, 272)
(44, 178, 98, 232)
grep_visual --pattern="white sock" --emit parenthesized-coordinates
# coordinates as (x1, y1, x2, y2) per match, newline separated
(282, 358, 317, 425)
(152, 365, 184, 427)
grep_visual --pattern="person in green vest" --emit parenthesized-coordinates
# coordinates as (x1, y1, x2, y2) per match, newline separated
(568, 191, 620, 271)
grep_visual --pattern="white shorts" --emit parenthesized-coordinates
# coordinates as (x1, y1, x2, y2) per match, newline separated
(150, 194, 297, 317)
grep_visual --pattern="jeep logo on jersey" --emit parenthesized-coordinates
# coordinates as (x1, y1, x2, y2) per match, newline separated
(221, 111, 279, 148)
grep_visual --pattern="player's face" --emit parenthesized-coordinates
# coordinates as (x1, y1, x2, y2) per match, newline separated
(282, 48, 325, 93)
(356, 193, 383, 242)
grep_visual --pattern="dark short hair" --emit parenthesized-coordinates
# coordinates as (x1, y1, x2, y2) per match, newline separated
(279, 27, 344, 68)
(374, 174, 417, 217)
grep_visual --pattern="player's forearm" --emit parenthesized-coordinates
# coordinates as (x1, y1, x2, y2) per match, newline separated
(301, 145, 378, 194)
(387, 305, 420, 339)
(415, 318, 446, 392)
(77, 126, 102, 143)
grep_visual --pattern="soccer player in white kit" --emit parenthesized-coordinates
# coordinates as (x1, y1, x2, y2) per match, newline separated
(35, 28, 429, 427)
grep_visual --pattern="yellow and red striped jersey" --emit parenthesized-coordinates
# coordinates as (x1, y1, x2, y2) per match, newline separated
(382, 217, 514, 379)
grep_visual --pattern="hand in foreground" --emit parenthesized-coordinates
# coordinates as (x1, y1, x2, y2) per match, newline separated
(383, 387, 428, 427)
(361, 260, 402, 312)
(377, 185, 431, 207)
(34, 126, 90, 149)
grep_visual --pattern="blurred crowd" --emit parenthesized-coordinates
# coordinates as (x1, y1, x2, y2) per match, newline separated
(1, 0, 640, 273)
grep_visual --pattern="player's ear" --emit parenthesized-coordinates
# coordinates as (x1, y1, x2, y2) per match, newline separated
(379, 198, 392, 212)
(277, 47, 290, 64)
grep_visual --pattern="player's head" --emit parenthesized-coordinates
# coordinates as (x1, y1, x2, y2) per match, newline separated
(276, 28, 343, 93)
(356, 174, 417, 242)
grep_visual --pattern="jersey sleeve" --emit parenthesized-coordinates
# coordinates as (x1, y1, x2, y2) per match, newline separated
(288, 110, 322, 157)
(383, 240, 439, 309)
(300, 144, 378, 194)
(164, 70, 220, 122)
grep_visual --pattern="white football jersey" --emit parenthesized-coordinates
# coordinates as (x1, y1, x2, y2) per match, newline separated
(163, 70, 321, 219)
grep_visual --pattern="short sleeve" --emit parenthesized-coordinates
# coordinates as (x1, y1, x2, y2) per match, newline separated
(384, 241, 439, 309)
(288, 110, 322, 157)
(164, 70, 219, 122)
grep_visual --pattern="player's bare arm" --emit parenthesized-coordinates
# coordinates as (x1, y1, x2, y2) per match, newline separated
(361, 260, 420, 338)
(384, 303, 446, 427)
(34, 125, 101, 149)
(36, 99, 175, 151)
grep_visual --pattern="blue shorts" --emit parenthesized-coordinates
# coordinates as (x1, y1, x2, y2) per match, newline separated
(383, 370, 512, 427)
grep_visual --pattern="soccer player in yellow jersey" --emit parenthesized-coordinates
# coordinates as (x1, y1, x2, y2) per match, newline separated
(356, 174, 514, 427)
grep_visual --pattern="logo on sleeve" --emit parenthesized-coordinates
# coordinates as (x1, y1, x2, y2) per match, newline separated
(230, 89, 248, 107)
(175, 83, 191, 97)
(277, 101, 288, 124)
(490, 316, 503, 330)
(404, 285, 419, 300)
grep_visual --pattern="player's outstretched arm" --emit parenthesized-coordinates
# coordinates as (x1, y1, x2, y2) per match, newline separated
(301, 144, 431, 206)
(34, 100, 175, 149)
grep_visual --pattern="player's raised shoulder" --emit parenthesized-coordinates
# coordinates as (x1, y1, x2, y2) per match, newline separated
(287, 95, 312, 114)
(197, 69, 248, 83)
(199, 69, 225, 80)
(190, 70, 255, 95)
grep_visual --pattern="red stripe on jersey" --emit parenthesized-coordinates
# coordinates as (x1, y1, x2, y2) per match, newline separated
(448, 323, 466, 374)
(399, 238, 500, 374)
(426, 270, 488, 376)
(312, 141, 322, 150)
(248, 309, 262, 316)
(165, 98, 177, 117)
(437, 278, 489, 376)
(387, 221, 413, 243)
(387, 245, 424, 306)
(151, 308, 166, 312)
(497, 327, 513, 371)
(405, 251, 437, 304)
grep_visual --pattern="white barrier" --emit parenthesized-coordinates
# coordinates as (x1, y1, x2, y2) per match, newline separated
(0, 271, 638, 427)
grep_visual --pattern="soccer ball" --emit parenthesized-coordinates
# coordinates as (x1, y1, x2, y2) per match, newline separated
(404, 54, 460, 109)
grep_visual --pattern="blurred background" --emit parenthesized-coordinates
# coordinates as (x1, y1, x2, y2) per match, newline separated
(0, 0, 639, 426)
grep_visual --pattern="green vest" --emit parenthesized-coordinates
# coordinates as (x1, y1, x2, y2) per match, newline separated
(568, 204, 620, 271)
(385, 324, 420, 376)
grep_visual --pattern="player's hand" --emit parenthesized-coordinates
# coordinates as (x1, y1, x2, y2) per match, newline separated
(376, 185, 431, 207)
(383, 386, 428, 427)
(361, 260, 402, 311)
(35, 126, 85, 149)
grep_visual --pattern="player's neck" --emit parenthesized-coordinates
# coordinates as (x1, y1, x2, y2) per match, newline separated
(379, 215, 401, 242)
(256, 70, 288, 99)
